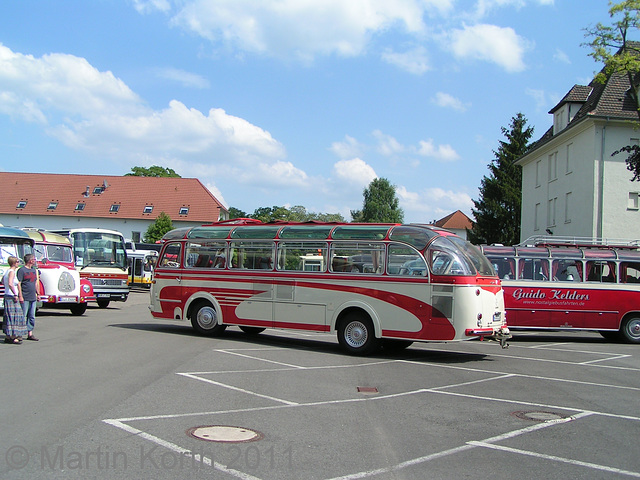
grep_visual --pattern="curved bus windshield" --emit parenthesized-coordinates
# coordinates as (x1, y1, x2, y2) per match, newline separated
(72, 232, 127, 269)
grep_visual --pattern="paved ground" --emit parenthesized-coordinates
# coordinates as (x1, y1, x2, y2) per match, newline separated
(1, 290, 638, 479)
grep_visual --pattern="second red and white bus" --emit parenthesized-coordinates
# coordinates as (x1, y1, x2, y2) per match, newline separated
(150, 221, 510, 355)
(480, 237, 640, 343)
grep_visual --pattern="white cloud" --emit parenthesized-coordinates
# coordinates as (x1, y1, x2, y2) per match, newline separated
(397, 185, 473, 220)
(432, 92, 470, 112)
(525, 87, 547, 111)
(156, 67, 210, 89)
(330, 135, 363, 159)
(132, 0, 171, 14)
(372, 130, 405, 156)
(381, 46, 430, 75)
(333, 158, 377, 186)
(553, 48, 570, 64)
(168, 0, 429, 61)
(471, 0, 554, 19)
(449, 24, 529, 72)
(417, 139, 459, 161)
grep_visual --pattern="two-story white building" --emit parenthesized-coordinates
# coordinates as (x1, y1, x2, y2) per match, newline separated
(516, 67, 640, 242)
(0, 172, 228, 241)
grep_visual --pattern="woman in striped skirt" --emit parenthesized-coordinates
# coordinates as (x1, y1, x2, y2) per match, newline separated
(3, 256, 27, 344)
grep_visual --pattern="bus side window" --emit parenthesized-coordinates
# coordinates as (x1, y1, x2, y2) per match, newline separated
(552, 260, 581, 282)
(230, 241, 274, 270)
(388, 244, 426, 276)
(159, 243, 182, 268)
(519, 258, 548, 281)
(621, 262, 640, 283)
(488, 257, 515, 279)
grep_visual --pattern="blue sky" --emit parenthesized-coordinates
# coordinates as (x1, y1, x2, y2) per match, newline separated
(0, 1, 614, 223)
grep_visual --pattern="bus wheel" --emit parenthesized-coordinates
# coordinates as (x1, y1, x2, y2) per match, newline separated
(190, 301, 226, 336)
(337, 313, 379, 355)
(70, 303, 88, 316)
(239, 326, 266, 335)
(97, 299, 110, 308)
(620, 316, 640, 343)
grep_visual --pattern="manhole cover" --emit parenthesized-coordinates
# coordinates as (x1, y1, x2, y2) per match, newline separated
(512, 411, 566, 422)
(186, 425, 264, 443)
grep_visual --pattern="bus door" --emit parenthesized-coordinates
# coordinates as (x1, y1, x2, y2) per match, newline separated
(582, 260, 619, 329)
(510, 257, 552, 328)
(229, 241, 274, 326)
(151, 242, 184, 318)
(273, 242, 328, 330)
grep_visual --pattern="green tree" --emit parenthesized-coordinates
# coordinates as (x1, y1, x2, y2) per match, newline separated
(584, 0, 640, 180)
(144, 212, 174, 242)
(468, 113, 534, 246)
(126, 166, 181, 177)
(351, 178, 404, 223)
(228, 207, 248, 219)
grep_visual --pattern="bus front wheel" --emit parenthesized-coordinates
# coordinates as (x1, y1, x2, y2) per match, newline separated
(337, 313, 379, 356)
(190, 301, 226, 336)
(620, 316, 640, 343)
(70, 303, 88, 316)
(97, 299, 110, 308)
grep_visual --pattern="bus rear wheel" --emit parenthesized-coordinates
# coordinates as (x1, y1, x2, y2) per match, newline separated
(190, 301, 226, 336)
(620, 316, 640, 343)
(239, 326, 266, 335)
(337, 313, 379, 356)
(70, 303, 88, 316)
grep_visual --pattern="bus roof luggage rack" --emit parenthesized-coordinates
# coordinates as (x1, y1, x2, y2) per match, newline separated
(520, 235, 640, 250)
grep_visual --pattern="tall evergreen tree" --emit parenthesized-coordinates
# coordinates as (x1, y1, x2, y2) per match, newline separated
(351, 178, 404, 223)
(468, 113, 533, 245)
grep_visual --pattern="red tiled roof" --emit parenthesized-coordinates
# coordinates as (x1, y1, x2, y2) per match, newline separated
(433, 210, 472, 230)
(0, 172, 226, 222)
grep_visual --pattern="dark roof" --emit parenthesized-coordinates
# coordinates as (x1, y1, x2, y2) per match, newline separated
(526, 45, 640, 155)
(0, 172, 227, 222)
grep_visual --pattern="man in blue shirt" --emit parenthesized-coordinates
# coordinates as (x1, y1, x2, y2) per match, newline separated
(18, 253, 39, 341)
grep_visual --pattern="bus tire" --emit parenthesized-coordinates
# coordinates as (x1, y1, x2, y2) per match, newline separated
(70, 303, 88, 316)
(97, 299, 110, 308)
(620, 315, 640, 343)
(239, 326, 266, 335)
(190, 301, 226, 336)
(337, 312, 380, 356)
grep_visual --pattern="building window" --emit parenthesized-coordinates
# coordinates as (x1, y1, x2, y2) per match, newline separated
(47, 202, 58, 210)
(629, 192, 640, 210)
(548, 152, 558, 182)
(534, 203, 541, 231)
(547, 197, 557, 227)
(565, 192, 572, 223)
(75, 203, 86, 211)
(16, 201, 27, 209)
(179, 207, 189, 215)
(93, 186, 105, 194)
(143, 205, 154, 214)
(132, 232, 141, 242)
(566, 143, 573, 174)
(110, 204, 120, 213)
(535, 160, 541, 187)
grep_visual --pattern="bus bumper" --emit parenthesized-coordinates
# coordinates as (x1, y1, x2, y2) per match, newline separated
(465, 326, 511, 348)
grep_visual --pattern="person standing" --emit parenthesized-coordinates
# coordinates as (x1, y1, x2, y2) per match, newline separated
(17, 253, 39, 341)
(3, 256, 27, 344)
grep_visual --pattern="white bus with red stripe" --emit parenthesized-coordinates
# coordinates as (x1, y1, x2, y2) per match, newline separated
(480, 237, 640, 343)
(150, 221, 510, 355)
(25, 230, 95, 315)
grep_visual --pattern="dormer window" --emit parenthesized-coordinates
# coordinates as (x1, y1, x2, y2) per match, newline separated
(110, 204, 120, 213)
(16, 201, 27, 209)
(47, 202, 58, 210)
(75, 203, 86, 211)
(179, 207, 189, 215)
(143, 205, 154, 214)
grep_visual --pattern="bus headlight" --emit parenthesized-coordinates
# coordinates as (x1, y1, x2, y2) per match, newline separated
(82, 284, 91, 293)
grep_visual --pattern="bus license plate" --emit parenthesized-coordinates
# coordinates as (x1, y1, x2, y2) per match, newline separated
(493, 312, 502, 323)
(58, 296, 78, 303)
(97, 294, 110, 298)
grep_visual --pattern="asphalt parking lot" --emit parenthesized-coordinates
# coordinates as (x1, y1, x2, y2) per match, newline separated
(1, 290, 639, 479)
